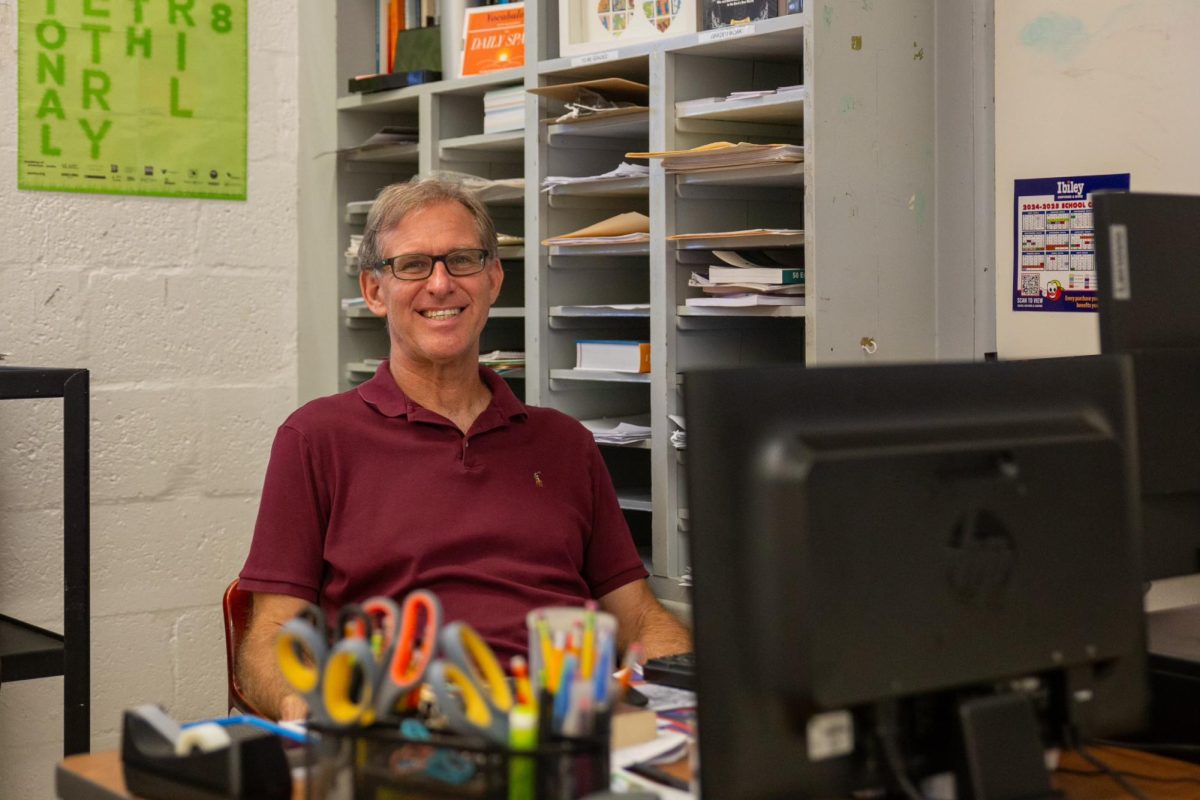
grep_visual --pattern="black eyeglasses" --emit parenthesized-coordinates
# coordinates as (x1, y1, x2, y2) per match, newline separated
(376, 249, 491, 281)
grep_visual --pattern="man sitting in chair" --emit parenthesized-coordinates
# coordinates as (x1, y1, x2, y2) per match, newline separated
(237, 179, 691, 721)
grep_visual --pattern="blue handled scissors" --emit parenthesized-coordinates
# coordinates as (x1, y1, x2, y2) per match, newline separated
(276, 592, 442, 727)
(429, 621, 514, 744)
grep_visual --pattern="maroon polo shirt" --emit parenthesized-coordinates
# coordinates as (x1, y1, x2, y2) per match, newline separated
(239, 362, 647, 661)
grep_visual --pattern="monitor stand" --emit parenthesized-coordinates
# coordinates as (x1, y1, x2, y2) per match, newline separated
(958, 694, 1059, 800)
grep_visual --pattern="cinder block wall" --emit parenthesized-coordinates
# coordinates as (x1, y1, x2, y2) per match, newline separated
(0, 4, 300, 796)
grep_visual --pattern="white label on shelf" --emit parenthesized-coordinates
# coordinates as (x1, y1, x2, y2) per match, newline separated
(698, 24, 756, 44)
(571, 50, 618, 67)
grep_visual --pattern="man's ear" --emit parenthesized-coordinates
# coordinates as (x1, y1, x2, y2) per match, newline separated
(487, 258, 504, 306)
(359, 269, 388, 318)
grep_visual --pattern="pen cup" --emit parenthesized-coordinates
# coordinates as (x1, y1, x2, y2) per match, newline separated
(526, 606, 618, 699)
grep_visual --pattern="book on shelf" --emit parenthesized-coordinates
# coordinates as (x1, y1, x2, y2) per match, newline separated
(483, 84, 526, 134)
(576, 340, 651, 373)
(462, 3, 525, 76)
(685, 294, 805, 307)
(708, 265, 804, 285)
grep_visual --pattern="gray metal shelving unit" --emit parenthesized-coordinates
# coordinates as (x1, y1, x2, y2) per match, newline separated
(0, 367, 90, 756)
(302, 1, 951, 611)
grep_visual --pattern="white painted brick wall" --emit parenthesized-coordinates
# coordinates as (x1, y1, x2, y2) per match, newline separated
(0, 2, 300, 796)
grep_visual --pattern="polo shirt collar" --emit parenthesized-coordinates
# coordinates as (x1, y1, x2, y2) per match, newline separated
(357, 360, 527, 424)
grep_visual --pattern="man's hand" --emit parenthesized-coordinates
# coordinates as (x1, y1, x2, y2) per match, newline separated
(278, 693, 310, 722)
(598, 580, 692, 660)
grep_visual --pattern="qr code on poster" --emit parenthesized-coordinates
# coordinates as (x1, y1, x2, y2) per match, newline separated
(1021, 274, 1041, 297)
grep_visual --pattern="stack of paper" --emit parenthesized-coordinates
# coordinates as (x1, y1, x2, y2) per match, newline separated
(542, 162, 649, 191)
(497, 232, 524, 247)
(479, 350, 525, 374)
(581, 414, 652, 446)
(529, 78, 649, 125)
(668, 228, 805, 249)
(484, 85, 525, 134)
(626, 141, 804, 173)
(686, 250, 807, 308)
(543, 212, 651, 247)
(345, 234, 362, 271)
(668, 415, 686, 450)
(341, 126, 420, 162)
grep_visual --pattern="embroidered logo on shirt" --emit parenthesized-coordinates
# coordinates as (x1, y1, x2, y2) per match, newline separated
(534, 471, 544, 488)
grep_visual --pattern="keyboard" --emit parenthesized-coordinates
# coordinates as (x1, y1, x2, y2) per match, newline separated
(642, 651, 696, 691)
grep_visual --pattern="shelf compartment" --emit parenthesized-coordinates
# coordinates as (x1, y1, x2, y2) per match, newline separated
(336, 84, 423, 114)
(546, 111, 650, 148)
(548, 242, 650, 259)
(438, 131, 525, 161)
(670, 232, 804, 250)
(616, 489, 653, 513)
(549, 368, 652, 386)
(0, 615, 64, 682)
(546, 176, 650, 207)
(677, 304, 807, 319)
(549, 305, 650, 318)
(675, 89, 805, 125)
(489, 306, 526, 319)
(674, 162, 804, 199)
(600, 439, 652, 451)
(343, 142, 420, 164)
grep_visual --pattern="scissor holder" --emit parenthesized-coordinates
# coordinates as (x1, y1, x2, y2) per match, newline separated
(304, 717, 610, 800)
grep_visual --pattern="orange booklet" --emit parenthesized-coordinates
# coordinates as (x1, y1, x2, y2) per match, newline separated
(461, 3, 525, 76)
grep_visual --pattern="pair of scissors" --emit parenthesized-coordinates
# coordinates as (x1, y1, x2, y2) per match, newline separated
(275, 590, 442, 727)
(428, 621, 515, 744)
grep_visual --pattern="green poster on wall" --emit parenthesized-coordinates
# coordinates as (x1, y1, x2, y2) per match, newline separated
(17, 0, 247, 201)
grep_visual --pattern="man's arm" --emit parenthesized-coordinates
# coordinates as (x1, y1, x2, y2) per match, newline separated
(236, 592, 313, 721)
(598, 579, 692, 660)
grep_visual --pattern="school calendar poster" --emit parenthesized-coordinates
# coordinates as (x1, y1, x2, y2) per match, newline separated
(1012, 173, 1130, 312)
(17, 1, 247, 200)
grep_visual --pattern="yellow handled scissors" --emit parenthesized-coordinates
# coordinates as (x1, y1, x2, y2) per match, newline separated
(276, 603, 379, 727)
(429, 621, 514, 744)
(276, 592, 443, 727)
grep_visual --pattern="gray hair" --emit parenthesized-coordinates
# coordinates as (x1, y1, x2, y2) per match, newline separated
(358, 178, 499, 272)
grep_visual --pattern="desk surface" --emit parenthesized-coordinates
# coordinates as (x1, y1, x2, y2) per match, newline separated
(58, 745, 1200, 799)
(56, 751, 305, 800)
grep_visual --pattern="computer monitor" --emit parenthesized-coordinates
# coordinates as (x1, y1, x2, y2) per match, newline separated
(684, 357, 1148, 798)
(1095, 190, 1200, 580)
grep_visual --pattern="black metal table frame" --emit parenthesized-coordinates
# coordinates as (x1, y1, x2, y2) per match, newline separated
(0, 367, 90, 755)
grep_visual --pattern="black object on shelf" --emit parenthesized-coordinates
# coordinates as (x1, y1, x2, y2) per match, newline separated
(0, 366, 90, 756)
(348, 69, 442, 94)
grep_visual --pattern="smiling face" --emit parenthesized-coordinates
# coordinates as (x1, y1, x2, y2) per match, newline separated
(360, 200, 503, 374)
